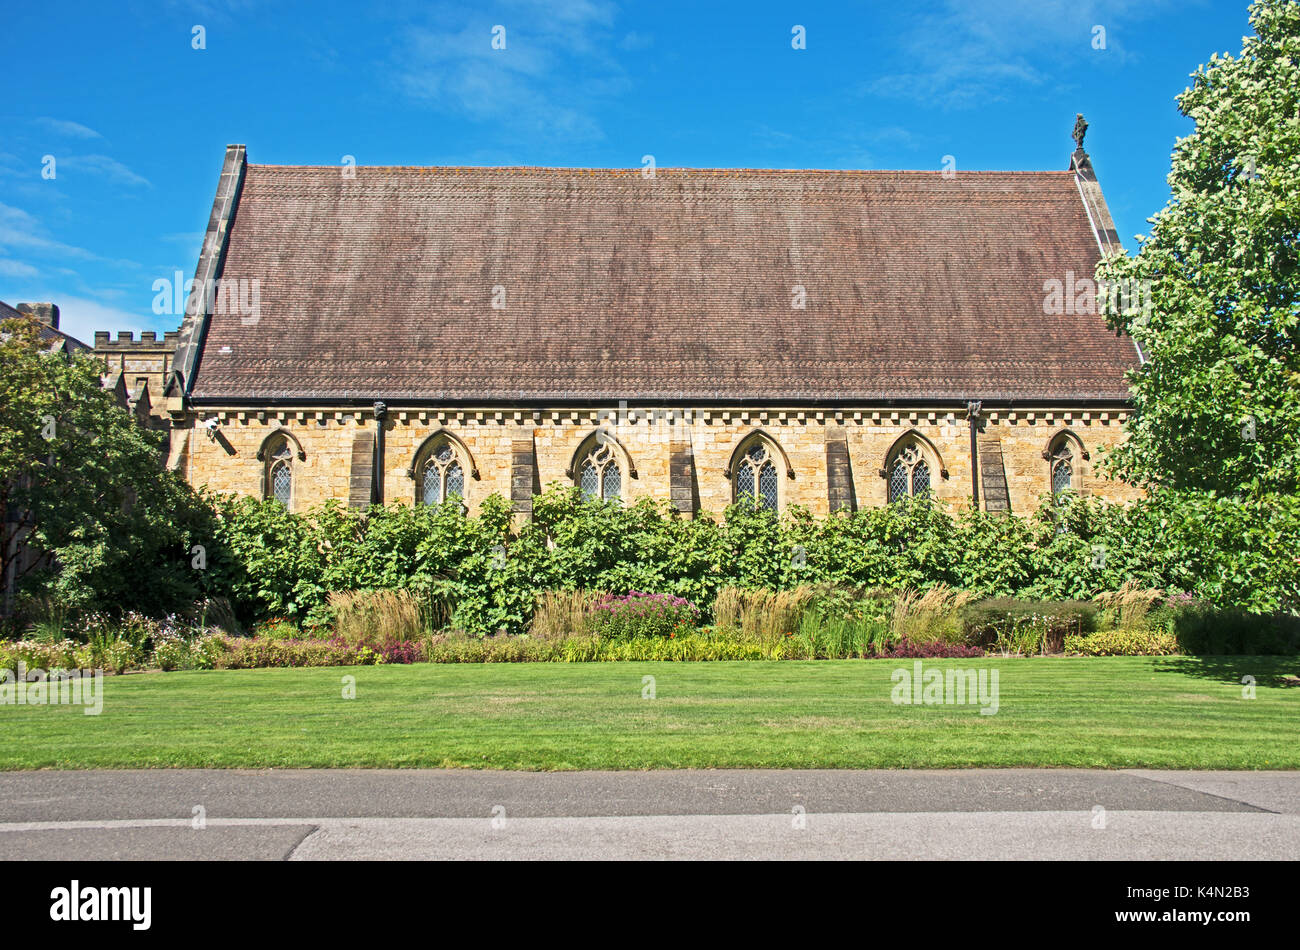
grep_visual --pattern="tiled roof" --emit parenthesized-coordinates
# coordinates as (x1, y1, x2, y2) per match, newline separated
(190, 164, 1138, 404)
(0, 300, 92, 354)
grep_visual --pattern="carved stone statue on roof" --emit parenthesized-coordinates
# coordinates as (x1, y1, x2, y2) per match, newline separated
(1072, 113, 1088, 150)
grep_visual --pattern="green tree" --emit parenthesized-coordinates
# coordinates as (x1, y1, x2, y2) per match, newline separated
(0, 317, 213, 617)
(1097, 0, 1300, 495)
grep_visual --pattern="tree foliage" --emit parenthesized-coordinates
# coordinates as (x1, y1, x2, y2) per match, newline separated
(0, 318, 214, 617)
(1097, 0, 1300, 495)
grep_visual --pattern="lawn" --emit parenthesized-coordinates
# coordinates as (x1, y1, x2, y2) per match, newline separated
(1, 656, 1296, 770)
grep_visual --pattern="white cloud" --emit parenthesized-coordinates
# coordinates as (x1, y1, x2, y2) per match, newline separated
(45, 296, 150, 344)
(864, 0, 1172, 106)
(34, 118, 103, 140)
(618, 31, 653, 51)
(0, 202, 138, 268)
(393, 0, 627, 143)
(60, 154, 151, 187)
(0, 202, 99, 261)
(0, 259, 39, 278)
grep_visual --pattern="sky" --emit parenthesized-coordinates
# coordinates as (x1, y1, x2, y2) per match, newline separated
(0, 0, 1260, 343)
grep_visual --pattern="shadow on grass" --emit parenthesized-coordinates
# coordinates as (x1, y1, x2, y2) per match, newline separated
(1154, 655, 1300, 687)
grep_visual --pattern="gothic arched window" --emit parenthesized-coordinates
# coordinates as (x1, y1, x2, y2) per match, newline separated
(578, 441, 621, 502)
(418, 439, 466, 505)
(734, 439, 781, 512)
(264, 438, 294, 508)
(567, 430, 636, 504)
(888, 443, 931, 503)
(1048, 434, 1082, 498)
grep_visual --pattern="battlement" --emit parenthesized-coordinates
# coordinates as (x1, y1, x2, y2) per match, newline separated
(93, 330, 178, 420)
(93, 330, 180, 349)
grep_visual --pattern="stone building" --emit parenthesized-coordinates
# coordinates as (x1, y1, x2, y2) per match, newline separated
(92, 329, 178, 420)
(2, 301, 90, 357)
(1, 301, 173, 422)
(162, 136, 1142, 519)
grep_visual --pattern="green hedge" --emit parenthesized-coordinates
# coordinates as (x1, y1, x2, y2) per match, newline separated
(195, 485, 1300, 637)
(1064, 629, 1180, 656)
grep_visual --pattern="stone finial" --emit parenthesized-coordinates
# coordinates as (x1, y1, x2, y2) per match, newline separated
(1072, 113, 1088, 150)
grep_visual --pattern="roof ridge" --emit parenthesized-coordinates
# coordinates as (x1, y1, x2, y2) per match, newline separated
(247, 164, 1074, 176)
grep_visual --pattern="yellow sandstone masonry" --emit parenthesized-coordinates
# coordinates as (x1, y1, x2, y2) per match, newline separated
(178, 407, 1140, 517)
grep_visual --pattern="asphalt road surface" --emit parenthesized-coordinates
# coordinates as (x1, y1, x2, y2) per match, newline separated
(1, 769, 1295, 860)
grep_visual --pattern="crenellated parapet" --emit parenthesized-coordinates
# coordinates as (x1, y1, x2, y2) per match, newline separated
(92, 329, 181, 419)
(92, 330, 180, 349)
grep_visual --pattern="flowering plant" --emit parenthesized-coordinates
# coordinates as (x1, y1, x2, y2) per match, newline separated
(587, 591, 700, 640)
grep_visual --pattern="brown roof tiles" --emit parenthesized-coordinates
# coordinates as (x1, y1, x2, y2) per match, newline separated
(189, 163, 1138, 404)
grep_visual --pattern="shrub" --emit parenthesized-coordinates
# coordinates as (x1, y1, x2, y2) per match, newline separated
(792, 608, 891, 659)
(0, 639, 80, 671)
(1064, 629, 1179, 656)
(713, 586, 816, 644)
(1167, 599, 1300, 655)
(191, 635, 229, 670)
(253, 618, 304, 641)
(1098, 581, 1167, 631)
(587, 632, 770, 661)
(891, 584, 973, 645)
(424, 633, 557, 663)
(218, 637, 378, 669)
(530, 589, 603, 641)
(587, 592, 700, 639)
(186, 482, 1300, 636)
(329, 589, 425, 649)
(98, 638, 143, 674)
(151, 635, 192, 672)
(20, 596, 71, 643)
(149, 630, 230, 672)
(196, 597, 244, 638)
(873, 640, 986, 659)
(377, 640, 425, 664)
(963, 597, 1099, 654)
(963, 598, 1099, 637)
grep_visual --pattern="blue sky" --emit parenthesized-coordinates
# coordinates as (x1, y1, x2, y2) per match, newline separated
(1, 0, 1256, 342)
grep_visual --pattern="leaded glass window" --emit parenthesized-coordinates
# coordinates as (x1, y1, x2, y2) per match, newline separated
(888, 444, 930, 503)
(889, 460, 909, 503)
(912, 459, 930, 497)
(736, 463, 755, 498)
(578, 441, 621, 502)
(270, 458, 291, 506)
(758, 460, 778, 511)
(419, 439, 466, 505)
(264, 438, 294, 508)
(734, 439, 781, 512)
(1051, 444, 1074, 497)
(445, 461, 464, 499)
(602, 459, 621, 501)
(580, 460, 599, 497)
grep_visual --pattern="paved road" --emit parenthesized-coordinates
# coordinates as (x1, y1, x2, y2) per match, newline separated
(1, 769, 1295, 860)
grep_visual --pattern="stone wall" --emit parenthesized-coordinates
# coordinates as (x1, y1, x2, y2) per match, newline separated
(177, 405, 1140, 517)
(94, 330, 179, 418)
